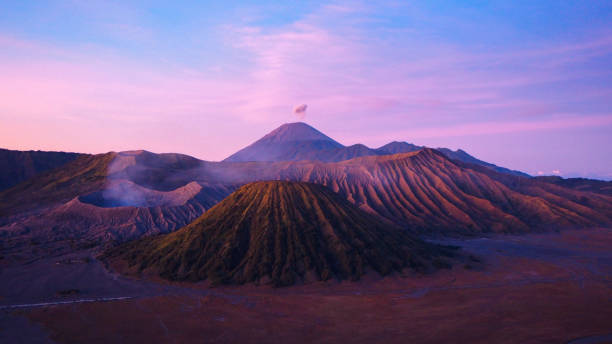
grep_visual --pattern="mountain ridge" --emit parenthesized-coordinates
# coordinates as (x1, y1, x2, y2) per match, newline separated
(4, 147, 610, 238)
(206, 148, 612, 234)
(223, 122, 529, 177)
(0, 148, 84, 191)
(2, 121, 611, 252)
(104, 181, 458, 286)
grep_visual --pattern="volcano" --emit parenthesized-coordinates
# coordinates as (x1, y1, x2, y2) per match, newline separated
(105, 181, 456, 286)
(3, 123, 611, 250)
(212, 149, 612, 234)
(223, 122, 528, 176)
(224, 122, 343, 162)
(5, 146, 611, 243)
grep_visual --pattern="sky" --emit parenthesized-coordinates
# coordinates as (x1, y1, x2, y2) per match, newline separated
(1, 1, 611, 179)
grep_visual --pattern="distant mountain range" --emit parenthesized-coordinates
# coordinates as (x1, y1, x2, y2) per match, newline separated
(533, 176, 612, 196)
(224, 122, 528, 177)
(1, 122, 610, 254)
(0, 148, 82, 191)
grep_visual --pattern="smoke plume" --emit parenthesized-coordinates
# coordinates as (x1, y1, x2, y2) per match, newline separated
(293, 104, 307, 120)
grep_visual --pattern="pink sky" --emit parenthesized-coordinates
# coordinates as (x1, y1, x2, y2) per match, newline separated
(1, 2, 611, 178)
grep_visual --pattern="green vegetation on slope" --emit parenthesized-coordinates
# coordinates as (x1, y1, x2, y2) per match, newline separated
(0, 153, 116, 217)
(105, 181, 456, 287)
(0, 148, 83, 191)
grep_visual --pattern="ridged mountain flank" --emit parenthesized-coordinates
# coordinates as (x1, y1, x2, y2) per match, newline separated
(0, 153, 115, 218)
(5, 148, 611, 238)
(0, 148, 83, 191)
(105, 181, 457, 286)
(207, 149, 612, 234)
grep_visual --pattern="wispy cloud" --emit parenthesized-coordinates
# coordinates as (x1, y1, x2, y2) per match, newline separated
(221, 3, 612, 131)
(0, 1, 611, 174)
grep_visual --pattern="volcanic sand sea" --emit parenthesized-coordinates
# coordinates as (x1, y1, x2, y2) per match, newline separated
(0, 228, 611, 343)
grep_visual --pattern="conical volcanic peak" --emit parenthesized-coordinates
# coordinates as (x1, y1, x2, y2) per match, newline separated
(222, 122, 528, 176)
(257, 122, 342, 144)
(224, 123, 344, 162)
(257, 122, 342, 147)
(376, 141, 421, 155)
(105, 181, 456, 286)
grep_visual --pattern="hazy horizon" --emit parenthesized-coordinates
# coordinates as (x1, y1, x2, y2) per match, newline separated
(1, 1, 611, 179)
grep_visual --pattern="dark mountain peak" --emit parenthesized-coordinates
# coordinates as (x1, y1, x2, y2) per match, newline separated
(105, 180, 456, 286)
(420, 147, 444, 156)
(114, 150, 202, 171)
(117, 149, 149, 156)
(376, 141, 421, 154)
(223, 123, 529, 176)
(224, 122, 343, 162)
(371, 147, 446, 163)
(0, 148, 84, 192)
(344, 143, 371, 151)
(258, 122, 342, 145)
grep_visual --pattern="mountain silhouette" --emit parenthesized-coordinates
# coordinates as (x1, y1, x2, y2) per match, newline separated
(224, 122, 528, 176)
(0, 148, 82, 191)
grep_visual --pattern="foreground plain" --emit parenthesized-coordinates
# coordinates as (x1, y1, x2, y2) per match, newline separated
(1, 228, 611, 344)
